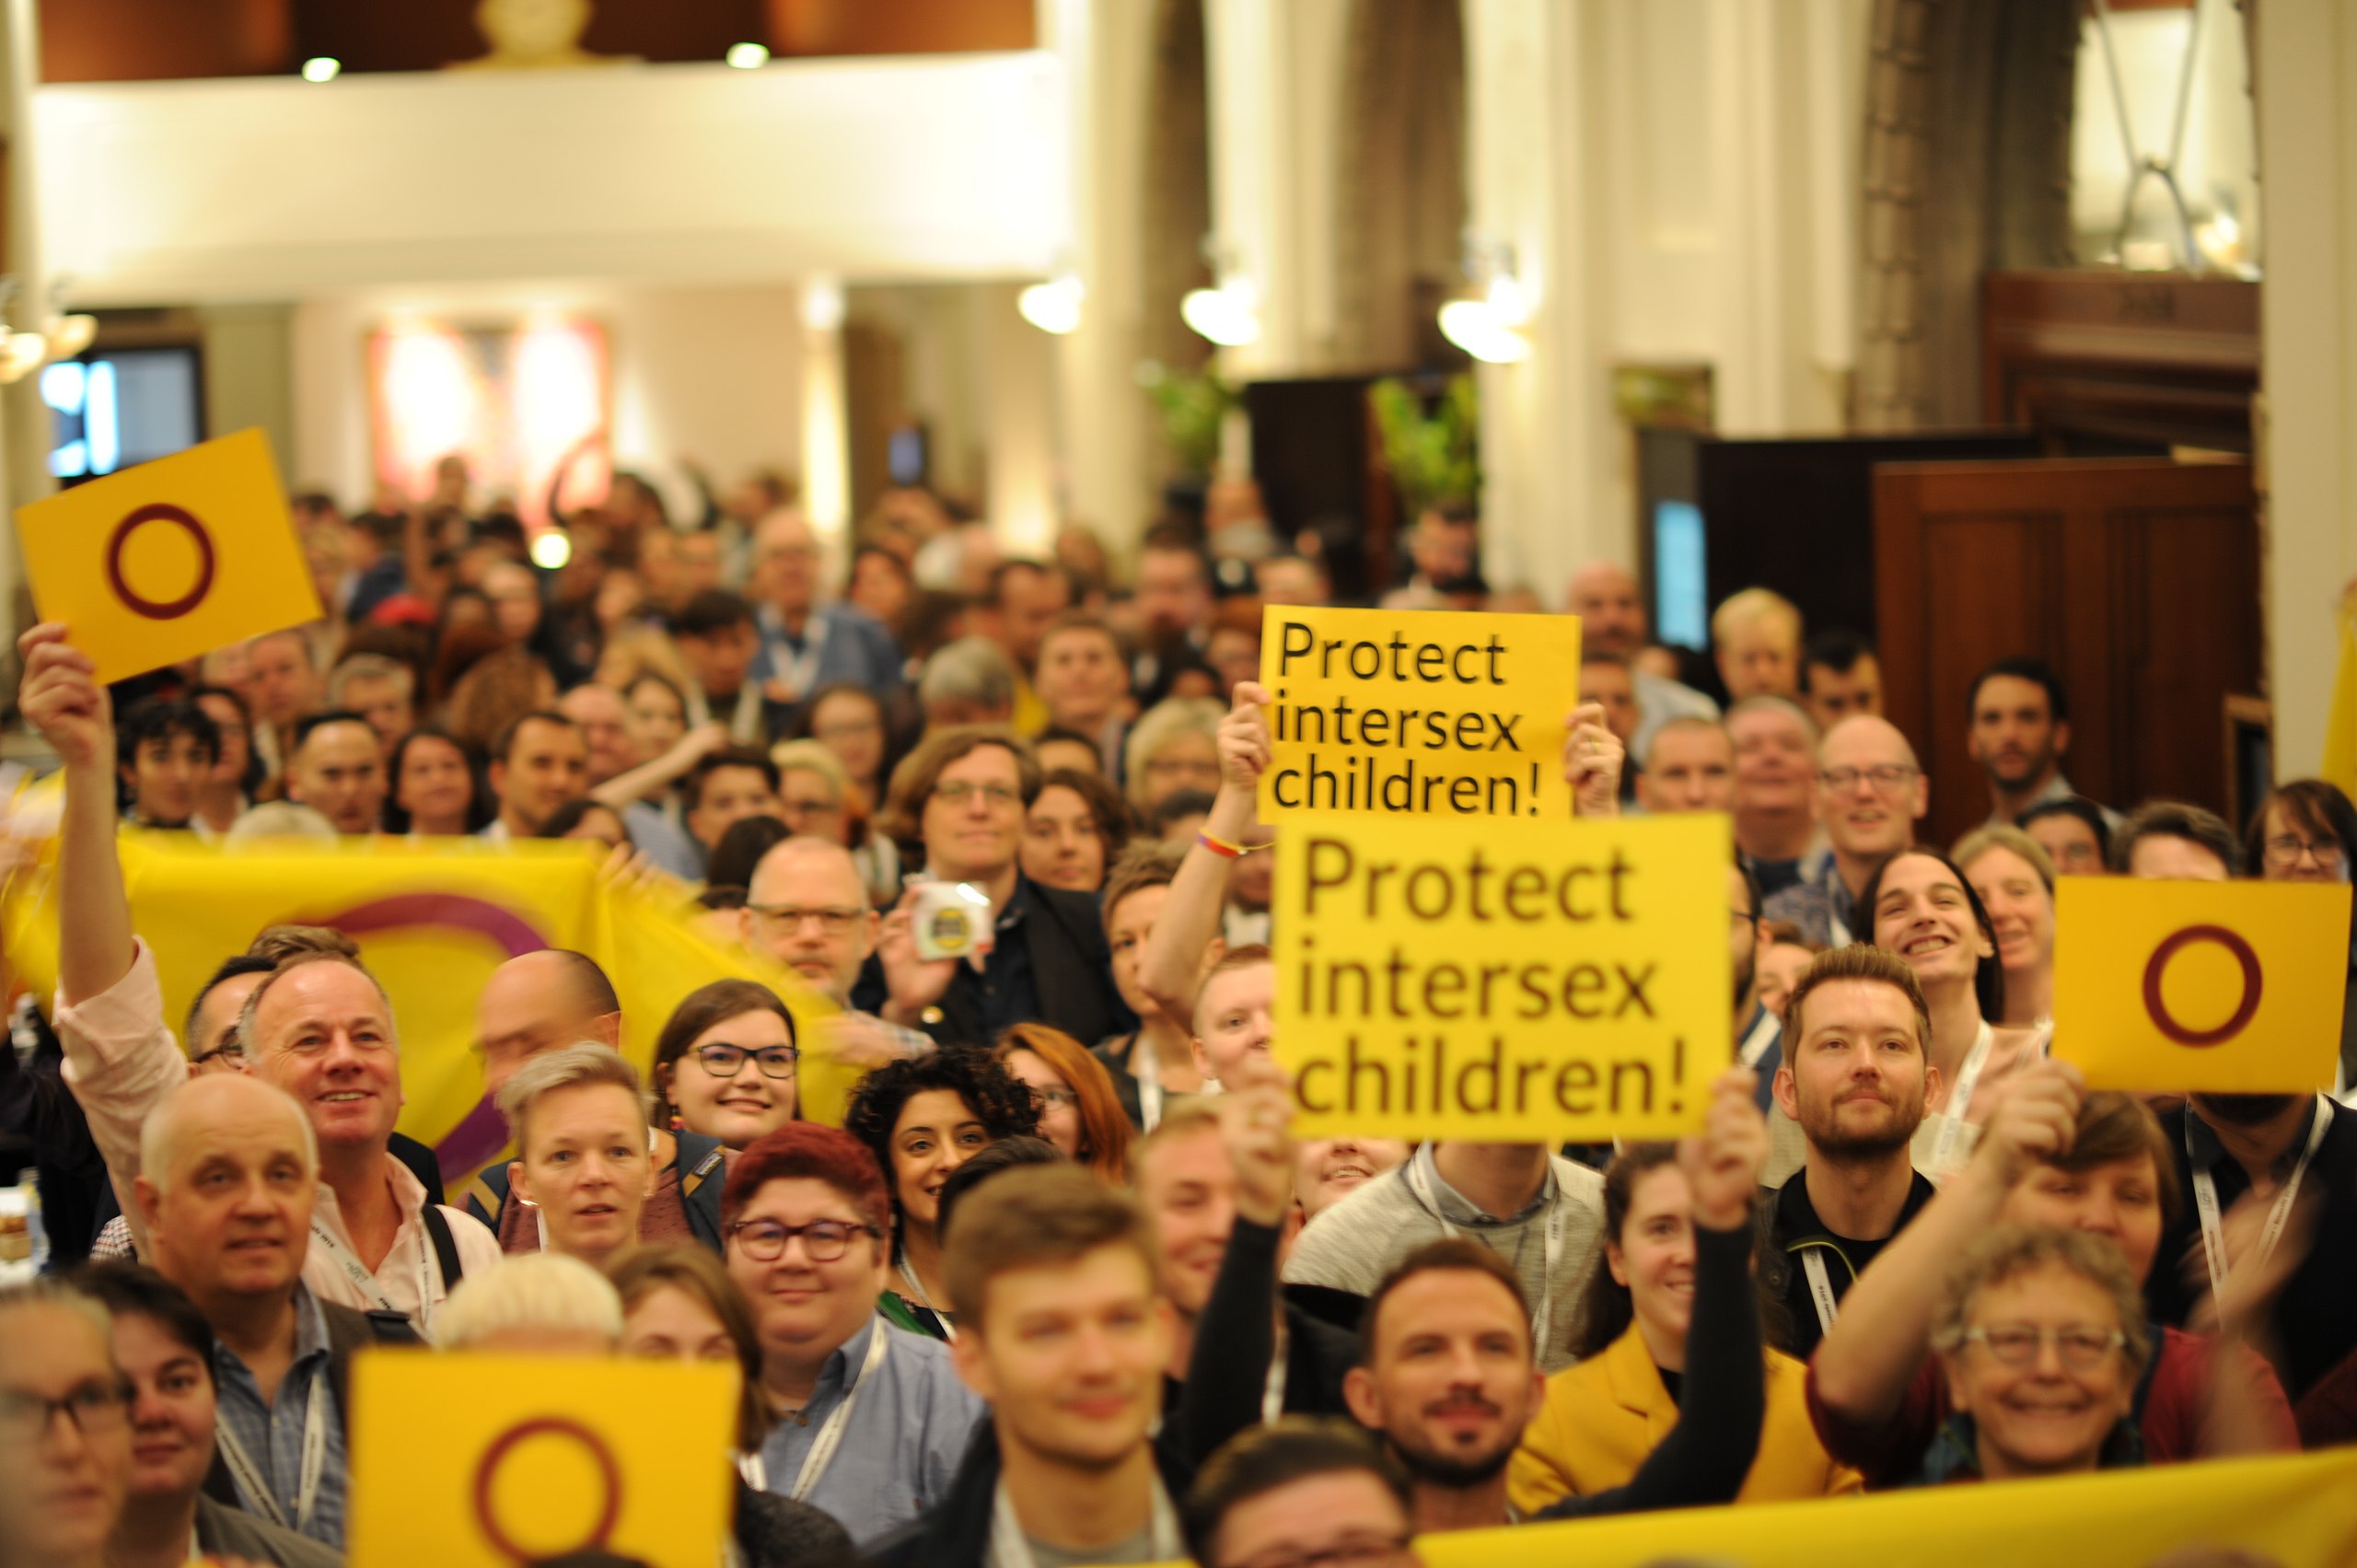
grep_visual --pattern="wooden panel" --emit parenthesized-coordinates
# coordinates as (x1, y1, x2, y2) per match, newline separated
(1875, 459, 2258, 849)
(1981, 271, 2258, 452)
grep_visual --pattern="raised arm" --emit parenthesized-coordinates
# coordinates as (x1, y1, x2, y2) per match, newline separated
(1810, 1061, 2082, 1428)
(19, 625, 133, 1003)
(1138, 682, 1268, 1024)
(590, 720, 728, 810)
(1534, 1069, 1769, 1519)
(1563, 701, 1624, 819)
(1178, 1060, 1297, 1462)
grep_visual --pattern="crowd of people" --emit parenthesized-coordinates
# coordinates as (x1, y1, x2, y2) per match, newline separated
(2, 474, 2352, 1568)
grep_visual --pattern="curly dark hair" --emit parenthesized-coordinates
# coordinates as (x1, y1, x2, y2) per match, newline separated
(842, 1045, 1041, 1249)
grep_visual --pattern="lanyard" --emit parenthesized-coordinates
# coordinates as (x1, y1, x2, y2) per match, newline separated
(216, 1374, 327, 1535)
(1407, 1154, 1567, 1357)
(1737, 1008, 1780, 1070)
(1133, 1033, 1166, 1134)
(789, 1322, 890, 1502)
(766, 610, 830, 704)
(309, 1211, 438, 1338)
(899, 1257, 957, 1342)
(2190, 1096, 2333, 1314)
(1928, 1021, 1997, 1175)
(1799, 1249, 1840, 1337)
(988, 1476, 1178, 1568)
(1262, 1324, 1289, 1423)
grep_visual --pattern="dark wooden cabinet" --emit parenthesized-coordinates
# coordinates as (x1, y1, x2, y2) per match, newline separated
(1875, 458, 2260, 850)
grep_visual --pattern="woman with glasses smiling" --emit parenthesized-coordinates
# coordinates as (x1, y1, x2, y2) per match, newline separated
(653, 980, 803, 1151)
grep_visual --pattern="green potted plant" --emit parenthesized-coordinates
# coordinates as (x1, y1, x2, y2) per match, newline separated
(1370, 373, 1480, 517)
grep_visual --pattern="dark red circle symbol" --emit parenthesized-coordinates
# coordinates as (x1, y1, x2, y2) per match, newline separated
(470, 1417, 622, 1563)
(105, 505, 215, 621)
(2141, 924, 2263, 1047)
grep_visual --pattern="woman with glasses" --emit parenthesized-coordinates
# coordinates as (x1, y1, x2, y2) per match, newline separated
(1812, 1071, 2297, 1486)
(1919, 1225, 2148, 1481)
(1123, 697, 1226, 815)
(2246, 778, 2357, 1091)
(655, 980, 803, 1151)
(842, 1046, 1041, 1340)
(0, 1280, 134, 1568)
(992, 1023, 1134, 1184)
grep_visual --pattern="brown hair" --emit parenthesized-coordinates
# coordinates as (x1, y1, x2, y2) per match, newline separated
(608, 1246, 773, 1451)
(1360, 1237, 1529, 1362)
(1035, 766, 1137, 869)
(1782, 943, 1932, 1057)
(2042, 1092, 2183, 1231)
(1132, 1098, 1225, 1187)
(1101, 842, 1186, 939)
(1953, 823, 2058, 894)
(1567, 1144, 1681, 1359)
(1196, 943, 1274, 1033)
(994, 1024, 1135, 1185)
(941, 1163, 1159, 1329)
(650, 980, 798, 1128)
(875, 725, 1042, 843)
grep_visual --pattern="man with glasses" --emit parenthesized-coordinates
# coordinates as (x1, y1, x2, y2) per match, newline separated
(0, 1280, 134, 1568)
(724, 1122, 983, 1546)
(749, 509, 904, 738)
(859, 727, 1128, 1049)
(464, 949, 735, 1253)
(741, 837, 932, 1069)
(1765, 715, 1926, 948)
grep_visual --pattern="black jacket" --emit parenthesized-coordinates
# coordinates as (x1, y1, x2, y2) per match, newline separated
(854, 877, 1133, 1049)
(865, 1422, 1193, 1568)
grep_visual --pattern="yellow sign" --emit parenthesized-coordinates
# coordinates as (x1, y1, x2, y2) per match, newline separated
(2052, 876, 2352, 1092)
(1409, 1447, 2357, 1568)
(1273, 812, 1726, 1140)
(346, 1351, 737, 1568)
(1257, 606, 1585, 822)
(16, 428, 321, 683)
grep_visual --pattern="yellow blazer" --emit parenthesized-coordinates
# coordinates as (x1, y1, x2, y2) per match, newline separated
(1507, 1322, 1864, 1513)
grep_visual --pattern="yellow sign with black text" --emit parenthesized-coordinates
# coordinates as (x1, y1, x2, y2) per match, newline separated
(1272, 811, 1727, 1140)
(1257, 605, 1585, 822)
(2051, 875, 2352, 1092)
(16, 427, 321, 684)
(346, 1351, 737, 1568)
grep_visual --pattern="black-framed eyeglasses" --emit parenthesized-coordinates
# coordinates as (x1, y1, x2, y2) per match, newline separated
(0, 1379, 134, 1446)
(192, 1040, 246, 1068)
(691, 1042, 800, 1080)
(1817, 764, 1916, 795)
(726, 1217, 877, 1262)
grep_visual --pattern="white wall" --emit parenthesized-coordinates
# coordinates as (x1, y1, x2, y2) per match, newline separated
(290, 282, 804, 517)
(38, 52, 1071, 305)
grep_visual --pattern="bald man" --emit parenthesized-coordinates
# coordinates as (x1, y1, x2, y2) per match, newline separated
(741, 836, 928, 1069)
(1763, 714, 1927, 947)
(131, 1074, 414, 1549)
(748, 509, 902, 734)
(461, 949, 732, 1254)
(24, 621, 495, 1341)
(1564, 561, 1717, 760)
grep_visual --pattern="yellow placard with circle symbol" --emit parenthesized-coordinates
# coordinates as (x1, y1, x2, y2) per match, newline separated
(2050, 876, 2352, 1093)
(346, 1351, 737, 1568)
(14, 427, 322, 684)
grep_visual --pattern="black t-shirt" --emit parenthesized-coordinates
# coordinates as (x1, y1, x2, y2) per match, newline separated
(1769, 1167, 1939, 1358)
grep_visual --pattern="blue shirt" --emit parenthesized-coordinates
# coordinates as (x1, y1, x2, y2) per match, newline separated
(757, 1313, 984, 1548)
(212, 1283, 349, 1550)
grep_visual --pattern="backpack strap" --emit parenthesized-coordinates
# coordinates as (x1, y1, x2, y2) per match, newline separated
(422, 1203, 464, 1293)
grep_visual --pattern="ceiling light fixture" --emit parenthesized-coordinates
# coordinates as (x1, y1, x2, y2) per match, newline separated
(1017, 273, 1085, 335)
(1437, 238, 1534, 365)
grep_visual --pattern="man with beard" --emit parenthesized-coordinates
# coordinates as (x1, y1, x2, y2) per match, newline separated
(1967, 657, 2119, 829)
(1768, 947, 1941, 1356)
(2149, 1088, 2357, 1403)
(1339, 1071, 1769, 1532)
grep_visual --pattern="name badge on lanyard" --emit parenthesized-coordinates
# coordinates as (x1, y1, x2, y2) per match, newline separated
(1408, 1156, 1567, 1356)
(788, 1323, 891, 1502)
(215, 1375, 329, 1535)
(2191, 1096, 2332, 1315)
(309, 1214, 439, 1338)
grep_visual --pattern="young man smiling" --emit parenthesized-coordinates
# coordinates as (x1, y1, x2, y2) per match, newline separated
(871, 1165, 1190, 1568)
